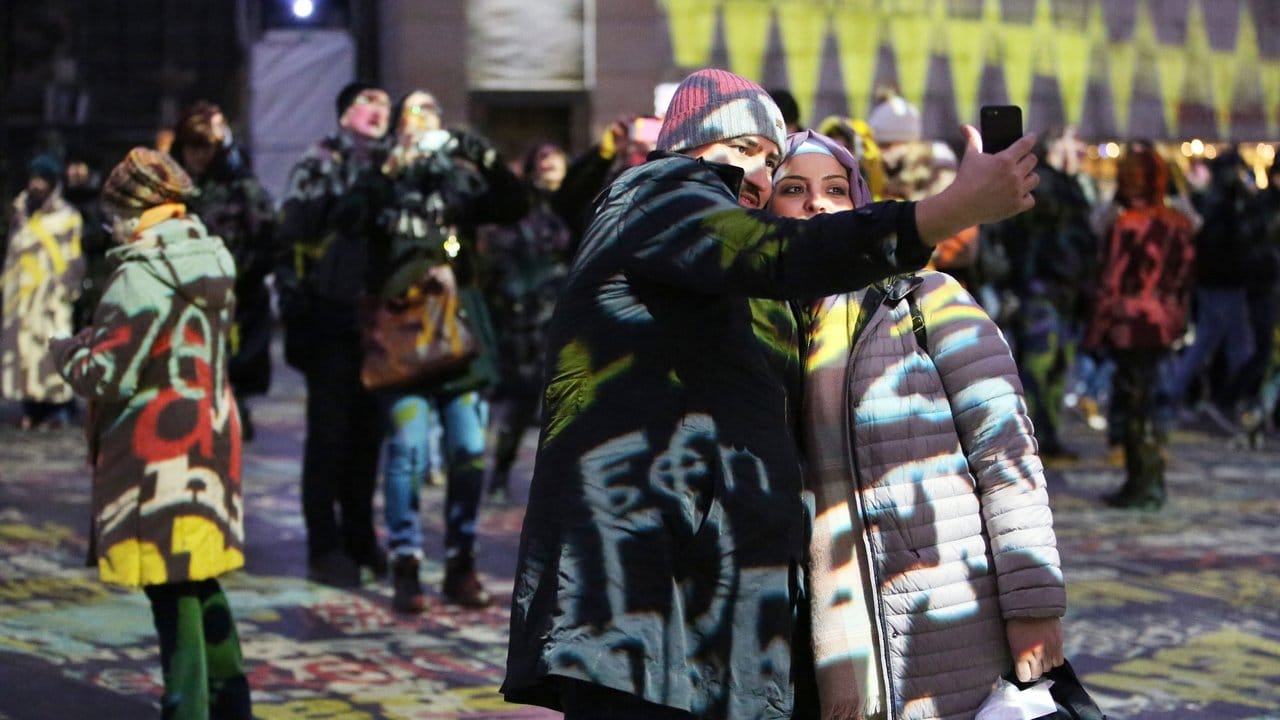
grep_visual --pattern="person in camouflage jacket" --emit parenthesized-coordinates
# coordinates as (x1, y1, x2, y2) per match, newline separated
(274, 82, 392, 587)
(2, 154, 84, 428)
(50, 147, 251, 720)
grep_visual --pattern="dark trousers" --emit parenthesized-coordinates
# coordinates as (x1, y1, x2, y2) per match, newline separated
(22, 400, 73, 425)
(1111, 348, 1167, 503)
(491, 384, 540, 475)
(145, 579, 251, 720)
(301, 329, 382, 562)
(1014, 296, 1073, 452)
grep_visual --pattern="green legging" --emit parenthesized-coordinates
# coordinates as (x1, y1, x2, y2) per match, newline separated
(144, 579, 251, 720)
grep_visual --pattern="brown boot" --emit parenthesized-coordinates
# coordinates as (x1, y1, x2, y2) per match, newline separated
(391, 555, 427, 613)
(442, 554, 492, 608)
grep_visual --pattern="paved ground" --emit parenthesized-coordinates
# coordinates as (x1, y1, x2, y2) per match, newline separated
(3, 351, 1280, 719)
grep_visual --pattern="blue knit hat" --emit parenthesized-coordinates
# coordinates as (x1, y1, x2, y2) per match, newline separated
(27, 154, 63, 184)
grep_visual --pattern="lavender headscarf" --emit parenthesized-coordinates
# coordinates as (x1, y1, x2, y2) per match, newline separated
(776, 129, 873, 208)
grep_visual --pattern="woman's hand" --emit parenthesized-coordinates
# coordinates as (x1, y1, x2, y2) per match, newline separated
(1006, 617, 1065, 682)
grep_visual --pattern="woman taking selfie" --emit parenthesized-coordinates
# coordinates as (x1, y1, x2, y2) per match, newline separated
(771, 130, 1067, 720)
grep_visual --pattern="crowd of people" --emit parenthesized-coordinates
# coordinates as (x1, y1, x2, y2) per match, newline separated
(2, 66, 1278, 719)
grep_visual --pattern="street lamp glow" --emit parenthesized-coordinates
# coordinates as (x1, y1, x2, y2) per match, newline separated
(292, 0, 315, 19)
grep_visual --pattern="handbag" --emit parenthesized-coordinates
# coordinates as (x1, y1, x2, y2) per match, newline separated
(977, 660, 1107, 720)
(360, 262, 478, 390)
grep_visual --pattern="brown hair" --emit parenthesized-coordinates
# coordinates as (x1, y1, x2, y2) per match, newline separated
(172, 101, 226, 155)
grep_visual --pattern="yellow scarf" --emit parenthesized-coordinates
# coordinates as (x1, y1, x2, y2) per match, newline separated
(132, 203, 187, 239)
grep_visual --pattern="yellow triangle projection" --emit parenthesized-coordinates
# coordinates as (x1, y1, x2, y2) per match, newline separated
(722, 0, 773, 80)
(661, 0, 717, 70)
(1181, 0, 1215, 111)
(1264, 61, 1280, 137)
(831, 1, 881, 118)
(1154, 26, 1185, 134)
(1107, 22, 1136, 134)
(1027, 0, 1059, 128)
(1231, 1, 1264, 138)
(1211, 51, 1237, 137)
(947, 1, 987, 124)
(775, 1, 829, 127)
(1000, 1, 1035, 112)
(1055, 0, 1096, 126)
(887, 0, 933, 113)
(1130, 0, 1164, 133)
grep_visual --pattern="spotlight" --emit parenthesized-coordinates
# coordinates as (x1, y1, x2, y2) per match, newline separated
(262, 0, 347, 30)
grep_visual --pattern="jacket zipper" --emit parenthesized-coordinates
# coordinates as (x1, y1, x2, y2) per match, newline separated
(840, 290, 898, 719)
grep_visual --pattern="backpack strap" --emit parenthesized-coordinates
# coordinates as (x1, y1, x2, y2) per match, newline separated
(906, 292, 928, 351)
(881, 274, 928, 351)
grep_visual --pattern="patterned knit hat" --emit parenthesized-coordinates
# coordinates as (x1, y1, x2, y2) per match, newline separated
(656, 69, 787, 154)
(100, 147, 194, 217)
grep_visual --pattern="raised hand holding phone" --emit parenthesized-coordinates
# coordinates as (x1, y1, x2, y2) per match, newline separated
(915, 117, 1039, 243)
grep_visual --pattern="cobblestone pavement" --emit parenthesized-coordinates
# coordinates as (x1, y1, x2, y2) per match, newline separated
(2, 356, 1279, 719)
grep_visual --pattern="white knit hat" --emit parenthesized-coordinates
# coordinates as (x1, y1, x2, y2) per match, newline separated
(656, 69, 787, 154)
(866, 95, 922, 144)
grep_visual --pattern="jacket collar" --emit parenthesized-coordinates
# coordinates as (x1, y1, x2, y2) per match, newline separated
(647, 150, 745, 198)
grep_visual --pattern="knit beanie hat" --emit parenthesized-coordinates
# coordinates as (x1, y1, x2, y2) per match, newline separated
(27, 154, 63, 184)
(100, 147, 194, 217)
(336, 81, 378, 120)
(656, 69, 787, 155)
(866, 94, 922, 144)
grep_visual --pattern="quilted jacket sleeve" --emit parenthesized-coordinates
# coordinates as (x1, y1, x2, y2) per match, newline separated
(921, 272, 1067, 619)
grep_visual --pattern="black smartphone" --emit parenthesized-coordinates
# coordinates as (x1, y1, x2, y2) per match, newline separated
(980, 105, 1022, 154)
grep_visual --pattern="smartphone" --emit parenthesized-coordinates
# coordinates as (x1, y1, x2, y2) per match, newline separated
(980, 105, 1022, 154)
(632, 116, 663, 145)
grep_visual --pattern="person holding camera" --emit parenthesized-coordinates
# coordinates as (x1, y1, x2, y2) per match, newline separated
(366, 89, 527, 611)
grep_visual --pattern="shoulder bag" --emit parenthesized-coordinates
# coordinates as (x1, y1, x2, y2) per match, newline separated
(360, 262, 478, 391)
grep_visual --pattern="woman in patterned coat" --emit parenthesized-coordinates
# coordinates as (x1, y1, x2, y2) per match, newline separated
(1, 154, 84, 428)
(50, 148, 251, 720)
(773, 130, 1066, 720)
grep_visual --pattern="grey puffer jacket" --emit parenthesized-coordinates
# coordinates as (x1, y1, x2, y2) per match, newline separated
(803, 270, 1066, 720)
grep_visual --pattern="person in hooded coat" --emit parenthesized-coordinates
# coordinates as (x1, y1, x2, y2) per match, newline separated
(50, 147, 251, 719)
(2, 154, 84, 429)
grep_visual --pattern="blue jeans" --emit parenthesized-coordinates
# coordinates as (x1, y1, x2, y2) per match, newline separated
(1170, 287, 1255, 408)
(382, 391, 488, 559)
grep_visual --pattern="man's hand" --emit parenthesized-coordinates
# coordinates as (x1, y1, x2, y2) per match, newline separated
(1006, 617, 1065, 683)
(916, 126, 1039, 245)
